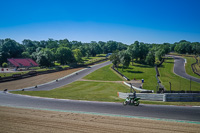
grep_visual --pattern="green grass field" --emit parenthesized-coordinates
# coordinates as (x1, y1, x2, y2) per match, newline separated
(83, 64, 124, 81)
(0, 71, 28, 77)
(158, 58, 200, 91)
(82, 57, 106, 65)
(12, 81, 129, 102)
(184, 56, 200, 78)
(117, 63, 157, 91)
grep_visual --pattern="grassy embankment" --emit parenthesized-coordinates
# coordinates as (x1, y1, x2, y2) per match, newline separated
(12, 64, 129, 102)
(184, 56, 200, 79)
(117, 63, 157, 92)
(12, 82, 128, 102)
(83, 64, 124, 81)
(158, 57, 200, 91)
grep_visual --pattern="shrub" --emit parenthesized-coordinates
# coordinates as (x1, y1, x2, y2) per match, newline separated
(2, 62, 8, 68)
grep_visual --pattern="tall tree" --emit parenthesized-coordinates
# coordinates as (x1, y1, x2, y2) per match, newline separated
(128, 41, 140, 65)
(138, 43, 149, 61)
(145, 50, 155, 66)
(22, 39, 37, 54)
(0, 38, 24, 65)
(36, 48, 54, 67)
(73, 49, 83, 63)
(109, 52, 120, 69)
(119, 50, 131, 71)
(56, 47, 74, 65)
(47, 38, 59, 49)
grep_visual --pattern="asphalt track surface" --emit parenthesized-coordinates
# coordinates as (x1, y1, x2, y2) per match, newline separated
(167, 55, 200, 83)
(0, 61, 200, 123)
(14, 61, 112, 91)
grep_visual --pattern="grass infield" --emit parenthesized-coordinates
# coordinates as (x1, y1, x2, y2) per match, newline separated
(184, 56, 200, 79)
(158, 57, 200, 91)
(117, 63, 157, 91)
(12, 81, 129, 102)
(83, 64, 124, 81)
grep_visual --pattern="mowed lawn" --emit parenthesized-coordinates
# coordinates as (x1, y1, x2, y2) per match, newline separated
(12, 81, 129, 102)
(158, 58, 200, 91)
(117, 63, 157, 91)
(83, 64, 124, 81)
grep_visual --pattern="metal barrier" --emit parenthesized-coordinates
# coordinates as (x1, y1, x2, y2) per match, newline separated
(118, 92, 200, 102)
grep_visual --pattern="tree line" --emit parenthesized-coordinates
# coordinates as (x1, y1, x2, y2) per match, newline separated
(110, 40, 200, 70)
(0, 38, 127, 67)
(0, 38, 199, 68)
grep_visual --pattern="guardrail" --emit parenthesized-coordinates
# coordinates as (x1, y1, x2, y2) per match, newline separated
(164, 93, 200, 102)
(191, 56, 200, 76)
(118, 92, 200, 102)
(111, 65, 130, 81)
(123, 81, 152, 92)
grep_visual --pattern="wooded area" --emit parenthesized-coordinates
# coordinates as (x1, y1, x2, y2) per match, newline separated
(0, 38, 200, 67)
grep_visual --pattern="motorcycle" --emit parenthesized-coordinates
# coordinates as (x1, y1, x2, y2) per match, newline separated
(123, 96, 140, 106)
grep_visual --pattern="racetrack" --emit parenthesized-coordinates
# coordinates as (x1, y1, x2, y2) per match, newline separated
(0, 61, 112, 91)
(0, 60, 200, 132)
(167, 55, 200, 83)
(0, 91, 200, 123)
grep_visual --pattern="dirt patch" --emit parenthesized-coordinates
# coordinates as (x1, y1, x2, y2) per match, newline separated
(0, 67, 84, 91)
(0, 106, 199, 133)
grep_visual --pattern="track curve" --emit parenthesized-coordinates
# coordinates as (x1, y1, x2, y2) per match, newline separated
(0, 92, 200, 122)
(0, 61, 200, 123)
(13, 61, 112, 91)
(167, 55, 200, 83)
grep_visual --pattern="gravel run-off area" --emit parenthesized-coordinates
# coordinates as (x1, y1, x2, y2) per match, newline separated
(0, 106, 200, 133)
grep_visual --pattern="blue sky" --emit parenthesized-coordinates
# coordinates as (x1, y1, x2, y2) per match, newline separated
(0, 0, 200, 44)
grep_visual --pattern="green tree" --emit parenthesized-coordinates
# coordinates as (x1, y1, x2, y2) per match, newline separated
(145, 51, 155, 66)
(56, 47, 74, 65)
(22, 39, 37, 54)
(119, 50, 131, 71)
(36, 48, 54, 67)
(47, 38, 59, 49)
(109, 52, 120, 69)
(73, 49, 83, 63)
(155, 49, 165, 61)
(59, 39, 71, 48)
(139, 43, 149, 61)
(127, 41, 140, 65)
(0, 38, 24, 65)
(22, 52, 31, 58)
(2, 62, 8, 68)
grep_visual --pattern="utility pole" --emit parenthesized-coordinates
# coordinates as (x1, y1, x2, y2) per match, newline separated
(169, 82, 171, 93)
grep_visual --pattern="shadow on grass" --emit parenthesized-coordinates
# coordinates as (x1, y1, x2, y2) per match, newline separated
(127, 70, 143, 73)
(134, 64, 152, 68)
(158, 65, 165, 68)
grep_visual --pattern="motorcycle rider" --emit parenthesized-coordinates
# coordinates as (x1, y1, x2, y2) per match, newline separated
(130, 84, 136, 103)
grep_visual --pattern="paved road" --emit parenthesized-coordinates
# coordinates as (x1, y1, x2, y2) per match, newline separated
(13, 61, 112, 91)
(0, 92, 200, 122)
(167, 55, 200, 83)
(1, 60, 200, 123)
